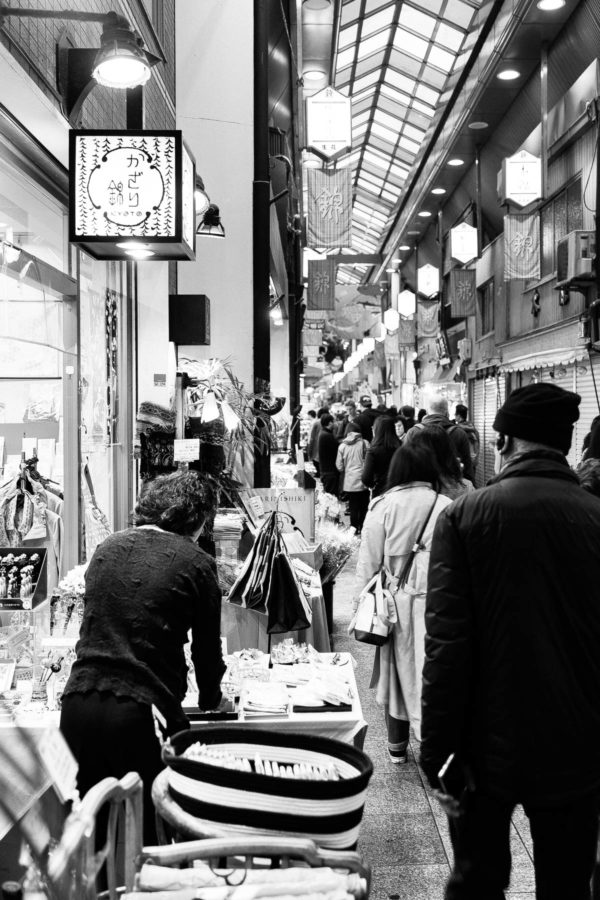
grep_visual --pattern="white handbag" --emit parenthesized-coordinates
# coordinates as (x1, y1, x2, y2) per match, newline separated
(349, 571, 396, 646)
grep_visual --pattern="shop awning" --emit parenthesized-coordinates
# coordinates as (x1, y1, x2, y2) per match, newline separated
(499, 346, 588, 374)
(428, 359, 463, 384)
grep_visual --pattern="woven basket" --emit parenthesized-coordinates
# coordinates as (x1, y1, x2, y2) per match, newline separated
(162, 725, 373, 849)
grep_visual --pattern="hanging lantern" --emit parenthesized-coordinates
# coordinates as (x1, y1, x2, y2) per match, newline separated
(383, 307, 400, 333)
(221, 399, 241, 431)
(201, 389, 220, 423)
(362, 337, 375, 353)
(373, 322, 387, 342)
(397, 289, 416, 317)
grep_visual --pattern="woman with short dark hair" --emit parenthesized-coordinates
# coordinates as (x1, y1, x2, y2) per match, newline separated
(356, 432, 451, 763)
(60, 470, 225, 841)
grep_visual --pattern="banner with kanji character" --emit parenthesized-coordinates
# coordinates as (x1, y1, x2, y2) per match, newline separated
(417, 300, 439, 337)
(398, 316, 416, 348)
(307, 258, 336, 310)
(504, 214, 540, 281)
(306, 169, 352, 248)
(449, 268, 476, 317)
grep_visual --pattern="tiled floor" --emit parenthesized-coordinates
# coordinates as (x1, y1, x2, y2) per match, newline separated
(333, 547, 536, 900)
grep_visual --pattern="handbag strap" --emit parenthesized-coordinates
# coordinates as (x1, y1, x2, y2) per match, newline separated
(398, 491, 439, 589)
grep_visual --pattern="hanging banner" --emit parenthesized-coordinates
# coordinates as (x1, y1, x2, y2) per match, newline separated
(500, 150, 542, 207)
(449, 268, 476, 317)
(397, 316, 416, 348)
(307, 258, 336, 309)
(504, 214, 541, 281)
(417, 300, 439, 337)
(306, 169, 352, 249)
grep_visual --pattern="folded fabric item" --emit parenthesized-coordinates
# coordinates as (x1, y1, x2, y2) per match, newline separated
(137, 864, 364, 893)
(136, 401, 176, 434)
(125, 890, 354, 900)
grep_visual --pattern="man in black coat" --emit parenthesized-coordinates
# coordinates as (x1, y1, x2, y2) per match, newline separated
(407, 396, 474, 482)
(317, 413, 339, 497)
(421, 382, 600, 899)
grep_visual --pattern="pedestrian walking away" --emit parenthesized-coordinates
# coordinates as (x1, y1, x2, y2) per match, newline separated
(420, 382, 600, 900)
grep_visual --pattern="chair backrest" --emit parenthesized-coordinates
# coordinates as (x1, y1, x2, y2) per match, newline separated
(47, 772, 143, 900)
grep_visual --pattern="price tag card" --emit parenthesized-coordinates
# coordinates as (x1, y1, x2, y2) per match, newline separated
(249, 496, 265, 519)
(174, 438, 201, 462)
(37, 727, 78, 804)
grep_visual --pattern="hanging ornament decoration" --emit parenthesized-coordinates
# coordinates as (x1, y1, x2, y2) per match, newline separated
(221, 399, 241, 431)
(201, 389, 220, 423)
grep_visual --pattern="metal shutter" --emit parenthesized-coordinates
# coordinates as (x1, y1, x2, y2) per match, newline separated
(470, 379, 485, 487)
(483, 376, 505, 485)
(575, 357, 600, 464)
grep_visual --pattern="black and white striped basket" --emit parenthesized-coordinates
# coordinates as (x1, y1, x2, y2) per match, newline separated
(162, 726, 373, 850)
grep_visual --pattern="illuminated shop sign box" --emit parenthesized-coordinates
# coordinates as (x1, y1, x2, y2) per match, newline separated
(69, 130, 195, 261)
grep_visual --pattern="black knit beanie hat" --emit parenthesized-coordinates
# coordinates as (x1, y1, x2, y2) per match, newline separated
(493, 383, 580, 454)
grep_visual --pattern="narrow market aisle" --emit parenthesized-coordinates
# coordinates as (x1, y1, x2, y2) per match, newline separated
(332, 549, 535, 900)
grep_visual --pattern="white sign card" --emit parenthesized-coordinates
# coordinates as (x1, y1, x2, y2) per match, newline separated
(173, 439, 200, 462)
(306, 87, 352, 160)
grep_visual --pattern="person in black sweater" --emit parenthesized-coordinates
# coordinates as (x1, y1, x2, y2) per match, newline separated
(60, 471, 225, 841)
(318, 413, 340, 496)
(361, 414, 401, 497)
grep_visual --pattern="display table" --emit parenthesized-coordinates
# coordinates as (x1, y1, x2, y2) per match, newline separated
(187, 653, 367, 748)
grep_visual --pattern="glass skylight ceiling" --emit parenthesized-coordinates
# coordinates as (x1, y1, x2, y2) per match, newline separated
(333, 0, 484, 284)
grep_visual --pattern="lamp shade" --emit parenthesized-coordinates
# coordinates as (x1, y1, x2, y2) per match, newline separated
(92, 18, 153, 88)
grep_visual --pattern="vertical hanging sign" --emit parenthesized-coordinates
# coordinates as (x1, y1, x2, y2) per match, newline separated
(504, 214, 541, 281)
(306, 169, 352, 249)
(306, 87, 352, 161)
(307, 258, 336, 309)
(70, 130, 196, 260)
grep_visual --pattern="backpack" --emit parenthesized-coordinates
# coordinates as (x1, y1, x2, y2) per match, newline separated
(451, 423, 480, 463)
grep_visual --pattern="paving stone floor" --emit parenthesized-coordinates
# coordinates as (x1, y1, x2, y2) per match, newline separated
(332, 547, 536, 900)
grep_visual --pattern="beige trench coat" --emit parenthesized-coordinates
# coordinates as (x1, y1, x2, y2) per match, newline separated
(355, 483, 452, 740)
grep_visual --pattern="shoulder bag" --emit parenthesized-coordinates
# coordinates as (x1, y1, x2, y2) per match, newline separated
(350, 490, 439, 646)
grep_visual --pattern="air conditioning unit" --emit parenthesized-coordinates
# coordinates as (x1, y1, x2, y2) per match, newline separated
(556, 230, 596, 286)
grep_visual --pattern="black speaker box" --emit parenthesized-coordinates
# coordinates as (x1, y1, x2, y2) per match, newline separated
(169, 294, 210, 345)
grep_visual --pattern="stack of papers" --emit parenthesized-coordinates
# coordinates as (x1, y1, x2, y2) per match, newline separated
(213, 511, 244, 539)
(240, 681, 290, 718)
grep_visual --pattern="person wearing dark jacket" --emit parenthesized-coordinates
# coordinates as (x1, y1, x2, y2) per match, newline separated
(355, 395, 381, 442)
(406, 396, 474, 482)
(361, 414, 400, 497)
(317, 412, 339, 497)
(60, 471, 225, 842)
(421, 383, 600, 900)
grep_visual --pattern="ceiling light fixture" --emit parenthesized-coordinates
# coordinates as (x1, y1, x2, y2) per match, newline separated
(418, 211, 432, 218)
(399, 245, 410, 251)
(407, 230, 420, 235)
(448, 158, 464, 167)
(536, 0, 565, 9)
(468, 121, 489, 130)
(303, 70, 327, 82)
(497, 69, 520, 80)
(431, 187, 446, 195)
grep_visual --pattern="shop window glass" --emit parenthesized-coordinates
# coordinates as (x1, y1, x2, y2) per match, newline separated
(478, 279, 494, 337)
(540, 178, 583, 277)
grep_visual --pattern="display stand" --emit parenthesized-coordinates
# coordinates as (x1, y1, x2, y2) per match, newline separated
(222, 593, 330, 654)
(0, 548, 47, 611)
